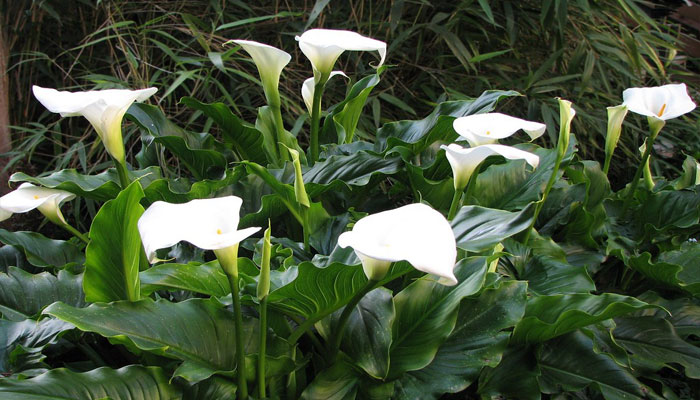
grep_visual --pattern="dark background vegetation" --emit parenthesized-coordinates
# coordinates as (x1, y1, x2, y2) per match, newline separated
(1, 0, 698, 190)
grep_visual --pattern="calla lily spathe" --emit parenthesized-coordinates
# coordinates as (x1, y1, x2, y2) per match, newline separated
(453, 113, 546, 147)
(0, 183, 75, 225)
(32, 86, 157, 163)
(441, 143, 540, 191)
(230, 39, 291, 104)
(296, 29, 386, 82)
(301, 71, 347, 113)
(338, 203, 457, 285)
(137, 196, 260, 263)
(622, 83, 696, 121)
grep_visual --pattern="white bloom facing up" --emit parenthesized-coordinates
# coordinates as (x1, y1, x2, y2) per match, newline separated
(32, 86, 158, 163)
(622, 83, 696, 121)
(0, 183, 75, 225)
(230, 39, 291, 104)
(441, 143, 540, 191)
(295, 29, 386, 82)
(338, 203, 458, 285)
(301, 71, 347, 113)
(453, 113, 546, 147)
(138, 196, 260, 263)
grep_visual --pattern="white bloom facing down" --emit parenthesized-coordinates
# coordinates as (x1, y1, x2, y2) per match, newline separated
(230, 39, 291, 101)
(441, 143, 540, 191)
(338, 203, 458, 285)
(301, 71, 347, 113)
(622, 83, 696, 121)
(453, 113, 546, 147)
(0, 183, 75, 225)
(32, 85, 158, 163)
(295, 29, 386, 81)
(137, 196, 260, 263)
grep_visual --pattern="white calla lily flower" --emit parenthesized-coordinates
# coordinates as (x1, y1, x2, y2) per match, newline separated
(301, 71, 347, 113)
(441, 143, 540, 191)
(137, 196, 260, 263)
(338, 203, 457, 285)
(230, 39, 291, 104)
(622, 83, 696, 121)
(295, 29, 386, 82)
(0, 183, 75, 225)
(32, 86, 157, 163)
(453, 113, 546, 147)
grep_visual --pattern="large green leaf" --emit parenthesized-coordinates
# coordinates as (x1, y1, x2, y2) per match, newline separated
(0, 245, 28, 273)
(303, 150, 403, 190)
(637, 187, 700, 233)
(45, 298, 291, 382)
(628, 245, 700, 297)
(83, 181, 144, 302)
(395, 280, 527, 399)
(613, 316, 700, 379)
(520, 255, 595, 295)
(538, 331, 661, 400)
(301, 360, 359, 400)
(375, 90, 520, 154)
(637, 291, 700, 338)
(143, 167, 244, 204)
(511, 293, 655, 344)
(128, 103, 228, 180)
(0, 365, 181, 400)
(450, 204, 535, 252)
(0, 267, 85, 317)
(321, 288, 395, 379)
(388, 257, 487, 377)
(0, 229, 84, 269)
(477, 346, 541, 400)
(139, 260, 230, 297)
(321, 73, 382, 145)
(181, 97, 267, 164)
(0, 318, 74, 374)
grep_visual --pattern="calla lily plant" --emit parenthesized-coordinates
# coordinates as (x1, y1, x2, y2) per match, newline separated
(138, 196, 259, 399)
(453, 112, 546, 147)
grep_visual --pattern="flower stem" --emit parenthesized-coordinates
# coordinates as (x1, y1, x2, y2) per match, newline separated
(523, 149, 563, 246)
(257, 295, 268, 398)
(309, 79, 326, 165)
(302, 207, 310, 252)
(271, 101, 287, 164)
(623, 118, 663, 214)
(60, 222, 89, 244)
(329, 279, 379, 363)
(447, 189, 463, 220)
(216, 245, 248, 400)
(114, 159, 131, 189)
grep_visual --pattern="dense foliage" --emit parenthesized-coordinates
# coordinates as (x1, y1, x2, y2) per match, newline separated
(0, 1, 699, 399)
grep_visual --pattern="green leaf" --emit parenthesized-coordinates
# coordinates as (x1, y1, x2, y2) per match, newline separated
(512, 292, 656, 344)
(256, 105, 304, 165)
(143, 167, 245, 204)
(9, 168, 158, 202)
(45, 298, 290, 382)
(139, 260, 230, 297)
(538, 331, 661, 400)
(321, 73, 381, 144)
(128, 103, 227, 180)
(301, 359, 358, 400)
(0, 318, 74, 374)
(328, 288, 395, 379)
(183, 376, 237, 399)
(520, 255, 595, 295)
(477, 346, 541, 400)
(303, 150, 403, 190)
(628, 244, 700, 296)
(389, 257, 488, 377)
(0, 267, 85, 316)
(396, 280, 527, 399)
(181, 97, 267, 164)
(613, 316, 700, 379)
(375, 90, 520, 154)
(637, 291, 700, 338)
(450, 204, 535, 252)
(0, 229, 84, 269)
(83, 181, 144, 302)
(0, 365, 181, 399)
(637, 187, 700, 232)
